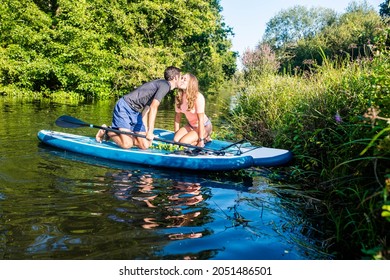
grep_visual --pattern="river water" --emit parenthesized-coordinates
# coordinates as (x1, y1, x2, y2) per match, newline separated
(0, 96, 330, 260)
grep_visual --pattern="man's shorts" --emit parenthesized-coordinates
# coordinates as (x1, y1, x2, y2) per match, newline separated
(111, 98, 146, 132)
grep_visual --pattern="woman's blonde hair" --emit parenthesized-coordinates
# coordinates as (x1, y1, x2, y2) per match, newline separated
(176, 73, 199, 111)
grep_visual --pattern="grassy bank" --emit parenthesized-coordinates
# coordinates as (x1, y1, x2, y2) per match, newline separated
(226, 52, 389, 259)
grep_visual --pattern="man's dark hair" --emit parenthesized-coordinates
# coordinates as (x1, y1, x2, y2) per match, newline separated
(164, 66, 181, 81)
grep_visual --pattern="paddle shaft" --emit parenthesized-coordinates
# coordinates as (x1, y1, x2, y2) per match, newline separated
(55, 115, 226, 154)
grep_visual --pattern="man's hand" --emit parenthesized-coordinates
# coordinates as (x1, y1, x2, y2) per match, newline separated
(146, 132, 155, 141)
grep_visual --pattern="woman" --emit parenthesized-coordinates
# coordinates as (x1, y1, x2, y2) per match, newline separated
(174, 73, 212, 147)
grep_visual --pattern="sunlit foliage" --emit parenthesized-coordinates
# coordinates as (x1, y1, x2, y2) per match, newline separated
(0, 0, 237, 99)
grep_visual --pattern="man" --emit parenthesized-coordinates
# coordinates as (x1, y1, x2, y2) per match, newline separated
(96, 66, 181, 149)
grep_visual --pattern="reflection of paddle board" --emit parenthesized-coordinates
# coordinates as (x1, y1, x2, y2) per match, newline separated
(37, 129, 292, 171)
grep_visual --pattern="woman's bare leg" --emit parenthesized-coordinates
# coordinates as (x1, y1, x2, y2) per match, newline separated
(174, 126, 191, 142)
(179, 130, 199, 145)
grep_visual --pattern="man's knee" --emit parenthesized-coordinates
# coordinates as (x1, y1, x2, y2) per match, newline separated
(120, 142, 133, 149)
(119, 135, 134, 149)
(136, 138, 151, 150)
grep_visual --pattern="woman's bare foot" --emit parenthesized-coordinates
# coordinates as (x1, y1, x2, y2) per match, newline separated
(95, 124, 108, 142)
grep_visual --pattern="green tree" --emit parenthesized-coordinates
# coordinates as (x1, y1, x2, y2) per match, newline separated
(0, 0, 55, 92)
(241, 43, 280, 78)
(315, 2, 383, 60)
(379, 0, 390, 17)
(262, 5, 337, 50)
(0, 0, 236, 99)
(258, 1, 384, 73)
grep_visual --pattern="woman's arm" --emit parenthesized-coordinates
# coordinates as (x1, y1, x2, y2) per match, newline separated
(197, 112, 205, 147)
(194, 93, 206, 146)
(174, 112, 182, 132)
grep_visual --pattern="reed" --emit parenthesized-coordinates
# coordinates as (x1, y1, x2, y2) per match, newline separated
(228, 51, 390, 259)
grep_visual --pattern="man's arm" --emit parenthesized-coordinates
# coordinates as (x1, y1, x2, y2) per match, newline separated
(142, 105, 150, 131)
(146, 99, 160, 140)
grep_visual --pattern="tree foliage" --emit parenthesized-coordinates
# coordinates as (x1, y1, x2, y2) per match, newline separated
(0, 0, 236, 99)
(241, 43, 280, 78)
(316, 2, 384, 58)
(243, 1, 386, 75)
(262, 5, 337, 49)
(379, 0, 389, 17)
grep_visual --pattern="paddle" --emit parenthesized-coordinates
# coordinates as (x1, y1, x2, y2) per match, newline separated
(55, 115, 232, 155)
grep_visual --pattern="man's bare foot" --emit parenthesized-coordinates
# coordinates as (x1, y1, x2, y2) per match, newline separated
(95, 124, 108, 143)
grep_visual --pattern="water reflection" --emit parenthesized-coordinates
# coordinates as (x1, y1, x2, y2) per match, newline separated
(36, 147, 330, 259)
(0, 143, 330, 260)
(101, 171, 207, 241)
(0, 97, 330, 260)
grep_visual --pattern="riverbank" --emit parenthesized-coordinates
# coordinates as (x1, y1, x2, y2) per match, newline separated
(226, 52, 389, 259)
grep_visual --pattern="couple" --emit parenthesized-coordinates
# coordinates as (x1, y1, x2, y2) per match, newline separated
(96, 66, 212, 149)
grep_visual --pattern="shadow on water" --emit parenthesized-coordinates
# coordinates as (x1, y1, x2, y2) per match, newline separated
(0, 97, 332, 260)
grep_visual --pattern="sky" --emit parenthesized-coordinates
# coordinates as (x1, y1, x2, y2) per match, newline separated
(219, 0, 384, 63)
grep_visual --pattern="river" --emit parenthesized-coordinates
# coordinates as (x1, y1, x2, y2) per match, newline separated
(0, 95, 330, 260)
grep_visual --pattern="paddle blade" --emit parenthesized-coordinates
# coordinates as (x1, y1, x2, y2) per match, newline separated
(55, 115, 89, 128)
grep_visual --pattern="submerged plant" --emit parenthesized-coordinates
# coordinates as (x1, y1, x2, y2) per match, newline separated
(150, 143, 184, 152)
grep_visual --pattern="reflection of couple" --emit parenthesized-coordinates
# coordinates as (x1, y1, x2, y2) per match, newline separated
(140, 181, 204, 235)
(96, 66, 212, 149)
(108, 171, 204, 240)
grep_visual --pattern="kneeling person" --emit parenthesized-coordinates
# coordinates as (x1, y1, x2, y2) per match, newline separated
(96, 66, 181, 149)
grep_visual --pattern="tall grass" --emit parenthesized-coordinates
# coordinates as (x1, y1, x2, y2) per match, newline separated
(228, 52, 389, 259)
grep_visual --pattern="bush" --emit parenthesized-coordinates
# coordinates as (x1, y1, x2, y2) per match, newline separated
(228, 49, 390, 258)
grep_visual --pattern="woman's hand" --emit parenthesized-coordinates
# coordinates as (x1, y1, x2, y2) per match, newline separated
(197, 138, 205, 147)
